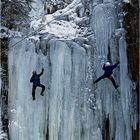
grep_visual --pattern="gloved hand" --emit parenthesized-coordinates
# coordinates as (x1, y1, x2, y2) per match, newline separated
(42, 68, 44, 71)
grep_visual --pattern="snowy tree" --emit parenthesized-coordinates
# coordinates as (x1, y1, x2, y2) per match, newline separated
(44, 0, 73, 13)
(1, 0, 33, 29)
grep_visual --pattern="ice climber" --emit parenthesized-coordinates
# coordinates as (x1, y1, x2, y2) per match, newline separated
(30, 68, 45, 100)
(93, 61, 120, 89)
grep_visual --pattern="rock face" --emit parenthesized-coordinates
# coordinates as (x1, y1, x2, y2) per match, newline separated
(7, 0, 138, 140)
(123, 0, 139, 81)
(123, 0, 139, 139)
(1, 38, 9, 140)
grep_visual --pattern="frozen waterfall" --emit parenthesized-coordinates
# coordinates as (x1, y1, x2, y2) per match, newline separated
(8, 37, 88, 140)
(7, 0, 137, 140)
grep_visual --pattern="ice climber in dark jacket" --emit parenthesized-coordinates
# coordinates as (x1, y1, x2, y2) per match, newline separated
(94, 61, 120, 89)
(30, 68, 45, 100)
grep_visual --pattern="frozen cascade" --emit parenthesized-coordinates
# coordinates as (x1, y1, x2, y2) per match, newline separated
(118, 30, 133, 140)
(30, 0, 44, 18)
(8, 38, 49, 140)
(91, 3, 120, 140)
(7, 0, 137, 140)
(90, 1, 137, 140)
(9, 37, 91, 140)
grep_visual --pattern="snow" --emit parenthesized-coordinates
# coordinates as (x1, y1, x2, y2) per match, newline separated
(0, 132, 8, 140)
(8, 30, 22, 38)
(0, 26, 22, 38)
(115, 28, 126, 37)
(28, 35, 40, 41)
(40, 20, 78, 39)
(123, 0, 129, 3)
(30, 0, 84, 39)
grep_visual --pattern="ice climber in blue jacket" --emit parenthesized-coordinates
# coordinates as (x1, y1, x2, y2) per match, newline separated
(30, 68, 45, 100)
(94, 61, 120, 89)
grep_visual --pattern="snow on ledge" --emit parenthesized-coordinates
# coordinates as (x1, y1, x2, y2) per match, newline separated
(30, 0, 82, 40)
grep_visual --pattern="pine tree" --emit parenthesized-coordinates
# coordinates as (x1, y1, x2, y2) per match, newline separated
(1, 0, 33, 29)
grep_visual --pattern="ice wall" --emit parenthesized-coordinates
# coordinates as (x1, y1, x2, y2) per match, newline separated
(8, 37, 91, 140)
(30, 0, 44, 19)
(90, 1, 137, 140)
(7, 0, 137, 140)
(8, 38, 49, 140)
